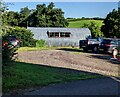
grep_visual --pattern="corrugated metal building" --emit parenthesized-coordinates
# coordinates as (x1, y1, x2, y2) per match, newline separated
(27, 27, 91, 47)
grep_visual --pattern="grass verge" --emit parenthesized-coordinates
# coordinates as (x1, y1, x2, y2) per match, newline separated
(17, 47, 56, 52)
(17, 47, 82, 52)
(3, 61, 102, 93)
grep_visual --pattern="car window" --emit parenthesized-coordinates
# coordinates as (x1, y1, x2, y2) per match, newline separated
(110, 40, 117, 44)
(9, 36, 17, 41)
(118, 40, 120, 45)
(102, 39, 112, 44)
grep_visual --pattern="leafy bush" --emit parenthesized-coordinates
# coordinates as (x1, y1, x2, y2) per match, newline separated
(2, 35, 18, 65)
(2, 47, 17, 65)
(36, 40, 46, 47)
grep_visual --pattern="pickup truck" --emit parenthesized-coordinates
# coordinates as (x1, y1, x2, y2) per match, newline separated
(79, 39, 100, 52)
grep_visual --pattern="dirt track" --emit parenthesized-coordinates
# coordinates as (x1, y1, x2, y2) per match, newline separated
(18, 49, 119, 76)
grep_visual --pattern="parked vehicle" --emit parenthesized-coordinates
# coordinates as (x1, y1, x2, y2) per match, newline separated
(2, 35, 20, 49)
(99, 38, 120, 54)
(8, 36, 20, 48)
(79, 38, 100, 52)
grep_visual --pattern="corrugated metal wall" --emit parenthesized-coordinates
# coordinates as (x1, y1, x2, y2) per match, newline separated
(27, 27, 91, 47)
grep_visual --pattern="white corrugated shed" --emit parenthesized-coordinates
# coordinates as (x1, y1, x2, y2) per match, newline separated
(27, 27, 91, 46)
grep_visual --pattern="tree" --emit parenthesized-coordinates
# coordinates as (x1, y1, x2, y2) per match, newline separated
(28, 2, 68, 27)
(0, 1, 9, 13)
(0, 1, 9, 26)
(101, 9, 119, 38)
(1, 2, 68, 27)
(6, 11, 20, 26)
(82, 22, 104, 38)
(19, 6, 31, 27)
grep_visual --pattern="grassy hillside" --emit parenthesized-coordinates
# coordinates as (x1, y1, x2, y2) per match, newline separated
(67, 19, 103, 28)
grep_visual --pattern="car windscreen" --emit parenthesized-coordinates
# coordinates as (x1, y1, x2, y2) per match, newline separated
(102, 39, 112, 44)
(9, 36, 17, 41)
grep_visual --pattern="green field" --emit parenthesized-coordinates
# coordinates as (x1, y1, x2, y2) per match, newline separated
(67, 19, 103, 28)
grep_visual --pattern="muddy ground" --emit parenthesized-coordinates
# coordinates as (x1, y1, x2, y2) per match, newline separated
(18, 48, 119, 76)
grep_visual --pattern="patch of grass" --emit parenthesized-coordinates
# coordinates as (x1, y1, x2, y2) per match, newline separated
(17, 47, 82, 52)
(68, 20, 103, 28)
(57, 47, 83, 53)
(3, 61, 102, 93)
(17, 47, 56, 52)
(70, 52, 82, 54)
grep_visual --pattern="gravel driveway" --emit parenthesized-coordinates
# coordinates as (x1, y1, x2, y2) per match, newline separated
(18, 49, 119, 76)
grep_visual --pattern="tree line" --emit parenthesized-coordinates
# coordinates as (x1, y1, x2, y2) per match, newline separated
(2, 2, 69, 27)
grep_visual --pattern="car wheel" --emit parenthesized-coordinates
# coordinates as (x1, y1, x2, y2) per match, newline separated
(93, 46, 98, 53)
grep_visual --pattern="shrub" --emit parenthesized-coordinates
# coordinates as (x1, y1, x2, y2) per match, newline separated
(36, 40, 46, 47)
(2, 47, 17, 65)
(2, 35, 18, 65)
